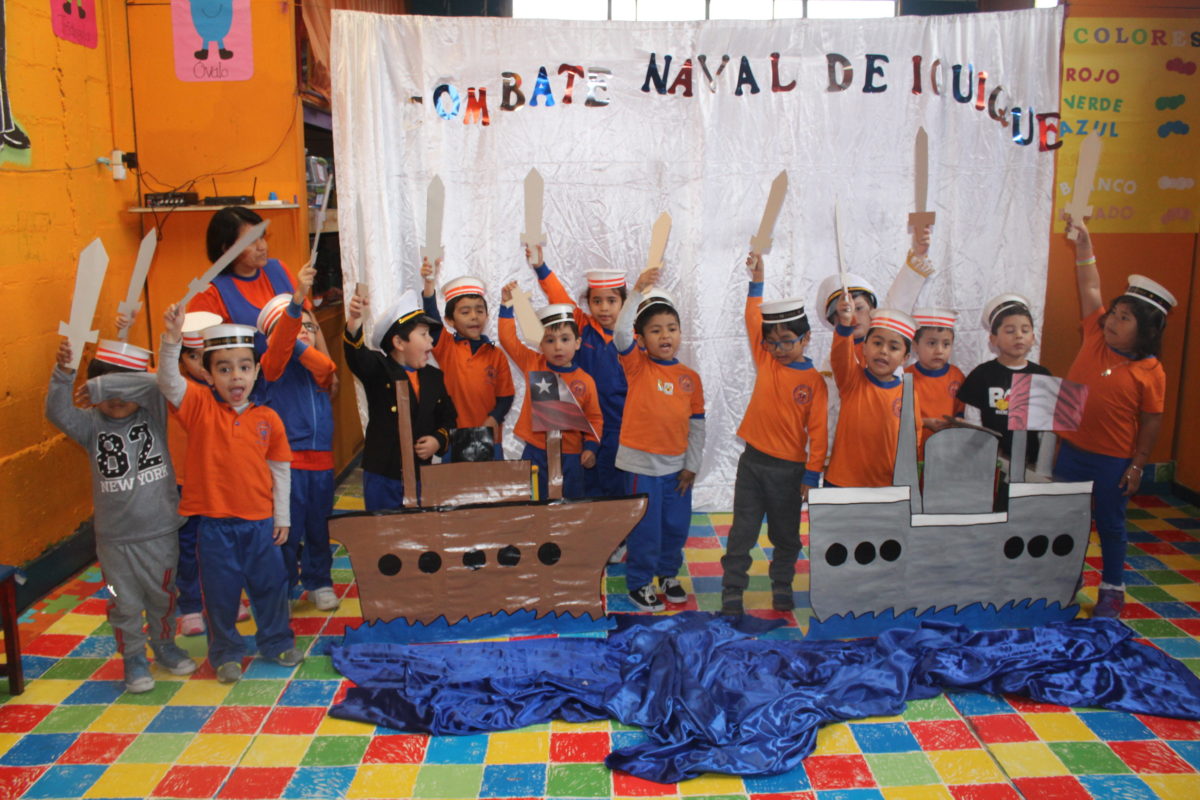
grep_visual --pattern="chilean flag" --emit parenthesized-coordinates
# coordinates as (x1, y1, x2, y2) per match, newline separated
(530, 371, 597, 437)
(1007, 374, 1089, 432)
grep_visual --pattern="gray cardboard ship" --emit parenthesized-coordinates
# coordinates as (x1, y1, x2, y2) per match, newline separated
(806, 375, 1093, 638)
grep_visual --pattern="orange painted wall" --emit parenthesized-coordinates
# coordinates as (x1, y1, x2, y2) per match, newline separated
(122, 0, 307, 349)
(1041, 0, 1199, 482)
(0, 0, 143, 565)
(0, 0, 306, 567)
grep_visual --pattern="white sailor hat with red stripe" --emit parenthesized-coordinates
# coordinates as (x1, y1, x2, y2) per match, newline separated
(203, 324, 257, 352)
(981, 293, 1031, 330)
(537, 303, 576, 327)
(817, 273, 879, 328)
(256, 294, 292, 335)
(442, 276, 487, 302)
(912, 307, 958, 331)
(182, 311, 223, 349)
(869, 309, 918, 342)
(1124, 274, 1176, 315)
(95, 340, 152, 371)
(586, 270, 626, 290)
(760, 298, 807, 324)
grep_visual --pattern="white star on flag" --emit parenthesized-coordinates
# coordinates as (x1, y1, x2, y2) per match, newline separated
(534, 376, 553, 393)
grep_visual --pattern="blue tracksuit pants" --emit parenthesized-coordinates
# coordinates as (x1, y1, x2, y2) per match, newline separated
(283, 468, 335, 594)
(624, 471, 692, 593)
(196, 516, 293, 667)
(1054, 439, 1133, 587)
(522, 443, 583, 500)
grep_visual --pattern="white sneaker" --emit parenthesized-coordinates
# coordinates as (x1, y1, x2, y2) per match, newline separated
(310, 586, 340, 611)
(179, 613, 205, 636)
(628, 584, 665, 612)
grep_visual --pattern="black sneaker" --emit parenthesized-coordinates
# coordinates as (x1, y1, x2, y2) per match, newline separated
(772, 582, 795, 611)
(720, 587, 744, 616)
(658, 576, 687, 604)
(629, 584, 665, 612)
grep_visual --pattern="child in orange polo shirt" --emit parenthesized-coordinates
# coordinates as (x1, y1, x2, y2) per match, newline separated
(158, 306, 302, 683)
(825, 299, 922, 488)
(904, 308, 966, 460)
(421, 259, 515, 459)
(498, 284, 603, 500)
(1056, 216, 1174, 618)
(613, 270, 705, 612)
(720, 252, 828, 615)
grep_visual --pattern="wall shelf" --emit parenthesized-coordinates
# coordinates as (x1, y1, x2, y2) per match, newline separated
(126, 203, 300, 213)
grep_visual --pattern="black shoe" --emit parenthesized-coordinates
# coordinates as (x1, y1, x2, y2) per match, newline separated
(629, 584, 664, 612)
(2, 127, 31, 150)
(194, 49, 210, 60)
(219, 49, 234, 60)
(720, 587, 744, 616)
(772, 581, 795, 611)
(658, 576, 687, 604)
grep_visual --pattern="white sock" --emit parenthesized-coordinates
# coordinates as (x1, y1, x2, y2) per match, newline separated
(1099, 581, 1125, 592)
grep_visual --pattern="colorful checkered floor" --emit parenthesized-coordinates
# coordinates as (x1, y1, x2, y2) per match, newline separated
(3, 479, 1200, 799)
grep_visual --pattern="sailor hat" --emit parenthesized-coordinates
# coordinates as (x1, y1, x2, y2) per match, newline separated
(372, 289, 438, 350)
(94, 340, 152, 371)
(182, 311, 223, 349)
(442, 276, 487, 302)
(585, 270, 626, 290)
(760, 298, 808, 324)
(912, 307, 958, 331)
(537, 303, 576, 327)
(202, 324, 257, 352)
(256, 294, 292, 335)
(817, 273, 879, 328)
(636, 288, 677, 316)
(869, 309, 918, 342)
(1124, 274, 1176, 315)
(981, 293, 1032, 331)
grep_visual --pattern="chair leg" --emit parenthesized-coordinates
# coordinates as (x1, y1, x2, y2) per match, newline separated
(0, 577, 23, 695)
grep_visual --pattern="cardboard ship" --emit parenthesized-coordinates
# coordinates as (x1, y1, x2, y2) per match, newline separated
(329, 383, 647, 625)
(807, 375, 1094, 637)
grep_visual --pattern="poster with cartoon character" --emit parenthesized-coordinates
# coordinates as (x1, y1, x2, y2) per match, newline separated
(51, 0, 97, 48)
(171, 0, 254, 82)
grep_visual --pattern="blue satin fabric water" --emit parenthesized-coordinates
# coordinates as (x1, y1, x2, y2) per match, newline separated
(330, 613, 1200, 783)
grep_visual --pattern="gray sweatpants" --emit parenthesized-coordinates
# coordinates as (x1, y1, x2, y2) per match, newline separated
(720, 444, 807, 591)
(96, 533, 180, 659)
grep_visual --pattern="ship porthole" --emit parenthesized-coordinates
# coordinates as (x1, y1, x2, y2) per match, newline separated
(825, 544, 848, 567)
(498, 546, 521, 566)
(378, 554, 402, 576)
(418, 551, 442, 573)
(854, 542, 876, 565)
(880, 539, 902, 562)
(462, 550, 486, 570)
(1004, 537, 1024, 559)
(538, 543, 562, 565)
(1052, 534, 1074, 556)
(1028, 535, 1049, 558)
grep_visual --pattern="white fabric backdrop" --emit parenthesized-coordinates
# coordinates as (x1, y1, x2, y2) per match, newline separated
(331, 8, 1063, 510)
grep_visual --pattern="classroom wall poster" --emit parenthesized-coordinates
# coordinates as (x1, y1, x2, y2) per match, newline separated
(332, 9, 1063, 509)
(171, 0, 254, 82)
(51, 0, 97, 49)
(1054, 18, 1200, 234)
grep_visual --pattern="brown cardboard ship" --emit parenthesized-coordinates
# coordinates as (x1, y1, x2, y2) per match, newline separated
(329, 380, 647, 625)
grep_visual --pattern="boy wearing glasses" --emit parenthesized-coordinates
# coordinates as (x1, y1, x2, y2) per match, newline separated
(719, 252, 828, 615)
(256, 265, 341, 612)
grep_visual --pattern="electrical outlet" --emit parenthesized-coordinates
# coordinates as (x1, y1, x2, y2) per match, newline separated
(111, 149, 127, 180)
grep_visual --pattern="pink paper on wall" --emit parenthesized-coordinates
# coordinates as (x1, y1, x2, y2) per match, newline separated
(51, 0, 97, 49)
(171, 0, 254, 83)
